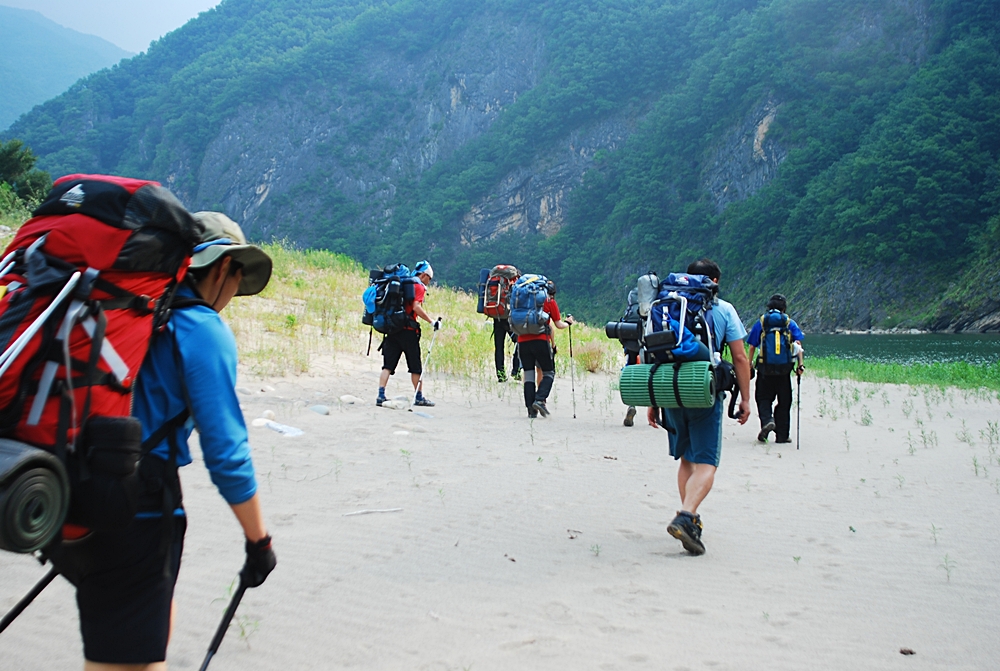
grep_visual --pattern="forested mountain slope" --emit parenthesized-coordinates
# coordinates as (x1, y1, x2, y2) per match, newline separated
(4, 0, 998, 331)
(0, 6, 132, 130)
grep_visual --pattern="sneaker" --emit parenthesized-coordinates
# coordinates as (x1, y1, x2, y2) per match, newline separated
(757, 421, 775, 443)
(376, 396, 386, 407)
(528, 408, 538, 419)
(531, 399, 549, 418)
(414, 397, 435, 407)
(497, 370, 508, 383)
(624, 406, 637, 427)
(667, 511, 705, 556)
(775, 438, 792, 444)
(512, 370, 522, 381)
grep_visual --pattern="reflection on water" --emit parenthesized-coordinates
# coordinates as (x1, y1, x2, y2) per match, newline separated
(804, 334, 1000, 366)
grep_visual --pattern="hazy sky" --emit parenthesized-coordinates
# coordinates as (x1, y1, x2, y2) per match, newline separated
(2, 1, 221, 53)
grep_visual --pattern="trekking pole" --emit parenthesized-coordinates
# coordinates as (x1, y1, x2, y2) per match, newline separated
(0, 567, 59, 634)
(568, 319, 576, 419)
(795, 346, 804, 450)
(410, 319, 442, 409)
(796, 371, 802, 450)
(198, 578, 247, 671)
(366, 326, 373, 356)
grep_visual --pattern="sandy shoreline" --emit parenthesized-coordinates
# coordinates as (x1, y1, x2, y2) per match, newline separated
(2, 352, 999, 670)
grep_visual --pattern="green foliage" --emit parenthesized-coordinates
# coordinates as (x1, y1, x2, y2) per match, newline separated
(0, 139, 50, 205)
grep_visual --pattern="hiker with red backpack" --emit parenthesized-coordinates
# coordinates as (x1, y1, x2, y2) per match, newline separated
(51, 210, 276, 668)
(377, 260, 439, 408)
(0, 176, 275, 666)
(746, 293, 804, 444)
(509, 275, 573, 418)
(477, 265, 522, 382)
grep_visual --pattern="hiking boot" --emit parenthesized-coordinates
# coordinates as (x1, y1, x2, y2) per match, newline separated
(667, 511, 705, 556)
(497, 370, 508, 383)
(624, 406, 637, 427)
(512, 370, 522, 381)
(757, 421, 775, 443)
(376, 395, 386, 407)
(414, 397, 435, 407)
(531, 399, 549, 417)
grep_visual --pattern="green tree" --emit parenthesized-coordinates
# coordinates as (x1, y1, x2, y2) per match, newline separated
(0, 139, 51, 204)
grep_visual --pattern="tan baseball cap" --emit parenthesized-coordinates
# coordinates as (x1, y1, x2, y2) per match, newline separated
(190, 212, 272, 296)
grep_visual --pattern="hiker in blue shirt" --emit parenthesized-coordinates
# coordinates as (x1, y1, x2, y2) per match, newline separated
(54, 212, 277, 668)
(646, 258, 751, 556)
(746, 294, 805, 444)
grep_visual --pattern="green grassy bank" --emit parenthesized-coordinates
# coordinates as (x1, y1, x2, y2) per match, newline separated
(809, 356, 1000, 394)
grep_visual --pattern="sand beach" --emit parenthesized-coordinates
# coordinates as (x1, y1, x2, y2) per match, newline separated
(2, 350, 999, 670)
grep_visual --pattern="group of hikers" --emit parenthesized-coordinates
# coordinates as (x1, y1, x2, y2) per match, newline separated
(469, 260, 804, 556)
(0, 175, 804, 669)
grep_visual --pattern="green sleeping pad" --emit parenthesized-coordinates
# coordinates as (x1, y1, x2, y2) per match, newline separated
(619, 362, 716, 408)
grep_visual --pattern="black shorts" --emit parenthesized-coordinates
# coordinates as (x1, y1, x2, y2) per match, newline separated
(52, 515, 187, 664)
(381, 329, 422, 375)
(518, 338, 554, 373)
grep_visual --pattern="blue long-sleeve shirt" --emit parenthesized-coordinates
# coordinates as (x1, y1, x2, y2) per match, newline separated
(132, 286, 258, 506)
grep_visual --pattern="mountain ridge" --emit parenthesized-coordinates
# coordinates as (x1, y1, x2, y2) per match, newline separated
(0, 5, 133, 130)
(4, 0, 998, 331)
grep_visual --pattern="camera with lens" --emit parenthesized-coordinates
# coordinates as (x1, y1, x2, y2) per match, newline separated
(604, 320, 642, 342)
(605, 319, 644, 355)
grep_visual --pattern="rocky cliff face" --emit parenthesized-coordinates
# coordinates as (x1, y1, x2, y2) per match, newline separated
(460, 114, 636, 244)
(702, 98, 787, 214)
(188, 16, 546, 243)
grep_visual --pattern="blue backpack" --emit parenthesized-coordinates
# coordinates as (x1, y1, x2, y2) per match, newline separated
(362, 264, 417, 335)
(646, 273, 718, 364)
(508, 274, 550, 336)
(757, 309, 794, 375)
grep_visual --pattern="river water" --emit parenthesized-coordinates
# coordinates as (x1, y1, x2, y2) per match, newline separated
(804, 333, 1000, 366)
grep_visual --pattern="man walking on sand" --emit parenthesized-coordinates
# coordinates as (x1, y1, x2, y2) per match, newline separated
(746, 293, 805, 444)
(377, 260, 439, 407)
(647, 258, 751, 556)
(517, 279, 573, 418)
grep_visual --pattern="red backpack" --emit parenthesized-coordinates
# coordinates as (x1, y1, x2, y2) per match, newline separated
(0, 174, 201, 548)
(483, 265, 519, 319)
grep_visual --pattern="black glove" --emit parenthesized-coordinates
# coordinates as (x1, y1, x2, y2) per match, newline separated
(433, 318, 441, 331)
(240, 535, 276, 588)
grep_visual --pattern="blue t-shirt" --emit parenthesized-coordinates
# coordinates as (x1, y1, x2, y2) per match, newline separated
(746, 316, 805, 348)
(132, 286, 258, 506)
(709, 299, 748, 349)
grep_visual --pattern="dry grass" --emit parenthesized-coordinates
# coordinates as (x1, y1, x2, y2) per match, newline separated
(228, 244, 621, 381)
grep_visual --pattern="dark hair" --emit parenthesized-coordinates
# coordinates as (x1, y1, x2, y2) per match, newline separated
(766, 293, 787, 312)
(687, 258, 721, 282)
(186, 254, 242, 285)
(545, 279, 557, 296)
